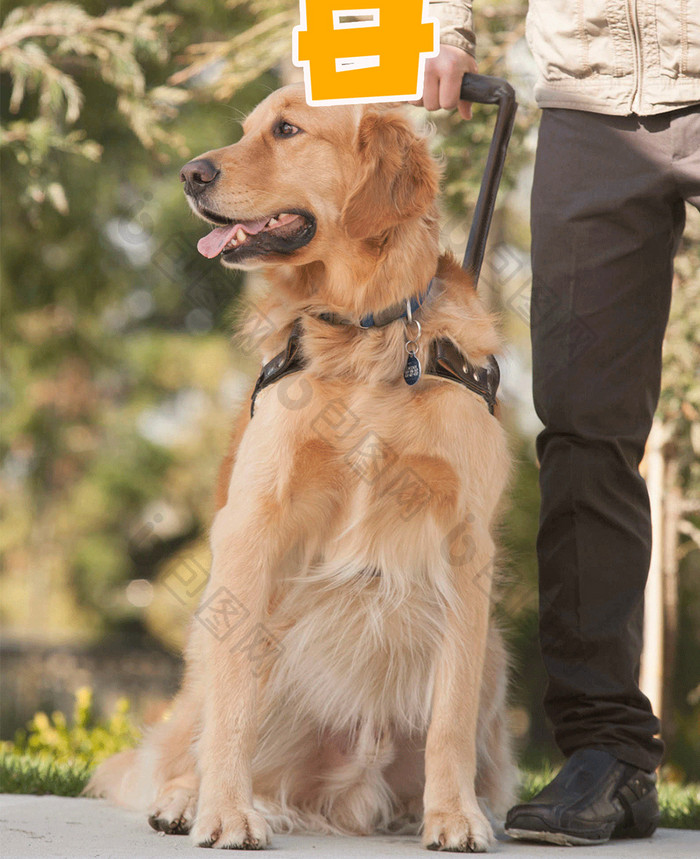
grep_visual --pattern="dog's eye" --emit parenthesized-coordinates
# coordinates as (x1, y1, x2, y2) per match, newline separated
(273, 120, 302, 138)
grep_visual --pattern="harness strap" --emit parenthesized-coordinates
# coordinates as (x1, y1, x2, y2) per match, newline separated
(425, 339, 499, 415)
(250, 321, 305, 418)
(250, 324, 499, 417)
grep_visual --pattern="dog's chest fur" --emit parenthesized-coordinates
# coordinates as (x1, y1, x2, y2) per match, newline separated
(236, 382, 504, 736)
(264, 569, 446, 736)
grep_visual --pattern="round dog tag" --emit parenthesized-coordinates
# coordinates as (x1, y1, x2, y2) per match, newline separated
(404, 354, 421, 385)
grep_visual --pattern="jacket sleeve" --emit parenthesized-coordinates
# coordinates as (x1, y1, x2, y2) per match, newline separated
(428, 1, 476, 57)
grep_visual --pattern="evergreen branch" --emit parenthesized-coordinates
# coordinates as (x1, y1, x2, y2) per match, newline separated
(169, 9, 296, 88)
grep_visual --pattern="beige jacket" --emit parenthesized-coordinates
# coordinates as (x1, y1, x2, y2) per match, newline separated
(429, 0, 700, 115)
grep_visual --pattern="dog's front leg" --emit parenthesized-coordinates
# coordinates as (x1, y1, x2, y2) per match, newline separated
(190, 502, 281, 850)
(422, 534, 495, 853)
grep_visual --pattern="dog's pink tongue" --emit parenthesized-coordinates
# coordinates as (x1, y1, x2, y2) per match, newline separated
(197, 225, 238, 258)
(197, 219, 269, 258)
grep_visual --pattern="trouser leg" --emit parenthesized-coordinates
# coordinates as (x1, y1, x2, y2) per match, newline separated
(530, 108, 688, 772)
(672, 105, 700, 209)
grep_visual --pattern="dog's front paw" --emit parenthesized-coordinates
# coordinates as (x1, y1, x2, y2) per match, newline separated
(422, 808, 493, 853)
(148, 786, 197, 835)
(191, 804, 271, 850)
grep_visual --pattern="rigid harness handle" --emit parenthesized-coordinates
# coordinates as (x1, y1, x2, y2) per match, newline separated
(458, 74, 518, 287)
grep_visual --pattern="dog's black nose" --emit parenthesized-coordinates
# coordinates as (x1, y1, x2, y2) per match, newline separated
(180, 158, 220, 193)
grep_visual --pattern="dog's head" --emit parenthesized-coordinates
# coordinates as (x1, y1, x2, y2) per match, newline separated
(181, 84, 439, 270)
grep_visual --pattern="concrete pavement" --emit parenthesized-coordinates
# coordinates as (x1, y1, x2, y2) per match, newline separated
(1, 795, 698, 859)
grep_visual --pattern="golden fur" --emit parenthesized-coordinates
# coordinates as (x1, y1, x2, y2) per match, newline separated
(87, 84, 517, 852)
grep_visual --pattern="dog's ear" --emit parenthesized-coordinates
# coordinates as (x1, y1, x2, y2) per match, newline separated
(340, 109, 439, 240)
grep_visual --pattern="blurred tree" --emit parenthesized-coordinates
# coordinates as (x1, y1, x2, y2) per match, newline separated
(0, 0, 266, 643)
(641, 207, 700, 779)
(170, 0, 297, 97)
(0, 0, 187, 219)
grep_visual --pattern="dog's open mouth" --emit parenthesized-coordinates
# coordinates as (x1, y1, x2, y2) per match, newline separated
(195, 208, 316, 263)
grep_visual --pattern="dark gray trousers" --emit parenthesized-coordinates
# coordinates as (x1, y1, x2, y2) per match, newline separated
(530, 105, 700, 772)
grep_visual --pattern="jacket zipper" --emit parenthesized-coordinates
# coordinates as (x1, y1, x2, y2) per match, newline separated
(627, 0, 644, 112)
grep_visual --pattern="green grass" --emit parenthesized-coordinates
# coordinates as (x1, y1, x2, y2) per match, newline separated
(1, 752, 698, 830)
(657, 782, 700, 829)
(1, 692, 698, 831)
(0, 752, 92, 796)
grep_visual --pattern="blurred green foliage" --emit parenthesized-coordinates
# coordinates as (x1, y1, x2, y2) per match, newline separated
(0, 0, 187, 217)
(0, 686, 140, 795)
(1, 686, 140, 768)
(1, 0, 265, 641)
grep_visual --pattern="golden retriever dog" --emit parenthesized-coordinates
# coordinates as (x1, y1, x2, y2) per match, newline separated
(88, 83, 516, 852)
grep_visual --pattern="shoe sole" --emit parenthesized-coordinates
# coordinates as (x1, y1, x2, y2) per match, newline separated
(613, 817, 659, 839)
(505, 827, 609, 846)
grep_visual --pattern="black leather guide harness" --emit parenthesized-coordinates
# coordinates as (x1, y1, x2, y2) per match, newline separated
(250, 320, 500, 418)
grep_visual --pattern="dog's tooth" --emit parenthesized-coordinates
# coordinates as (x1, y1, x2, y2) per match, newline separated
(268, 217, 279, 227)
(236, 228, 247, 242)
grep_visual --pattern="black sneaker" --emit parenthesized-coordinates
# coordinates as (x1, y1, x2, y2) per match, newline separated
(505, 748, 659, 846)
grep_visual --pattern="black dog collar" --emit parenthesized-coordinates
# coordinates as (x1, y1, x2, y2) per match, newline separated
(311, 278, 435, 329)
